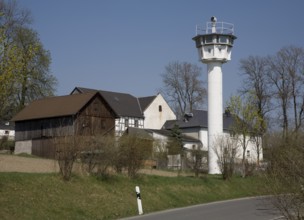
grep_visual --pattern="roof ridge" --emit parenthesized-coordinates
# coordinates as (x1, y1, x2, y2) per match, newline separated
(136, 97, 144, 116)
(138, 95, 156, 99)
(12, 92, 98, 122)
(99, 89, 136, 97)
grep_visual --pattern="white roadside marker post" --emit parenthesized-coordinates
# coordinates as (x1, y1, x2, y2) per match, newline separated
(135, 186, 143, 215)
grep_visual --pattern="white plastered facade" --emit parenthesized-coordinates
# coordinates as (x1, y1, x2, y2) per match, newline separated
(143, 94, 176, 129)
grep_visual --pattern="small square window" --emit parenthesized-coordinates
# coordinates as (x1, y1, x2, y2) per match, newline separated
(4, 130, 9, 135)
(246, 150, 250, 158)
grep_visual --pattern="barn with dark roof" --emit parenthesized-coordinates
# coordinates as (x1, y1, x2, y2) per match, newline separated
(12, 92, 116, 157)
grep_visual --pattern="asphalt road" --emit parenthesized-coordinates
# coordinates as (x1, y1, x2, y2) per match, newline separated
(121, 196, 284, 220)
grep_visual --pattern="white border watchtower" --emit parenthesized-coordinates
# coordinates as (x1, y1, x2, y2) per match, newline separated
(192, 17, 237, 174)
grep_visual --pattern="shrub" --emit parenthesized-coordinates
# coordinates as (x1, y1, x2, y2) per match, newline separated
(265, 133, 304, 219)
(117, 135, 152, 178)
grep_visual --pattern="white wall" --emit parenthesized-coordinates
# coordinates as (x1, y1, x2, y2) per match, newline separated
(198, 129, 208, 151)
(115, 117, 144, 136)
(241, 136, 263, 163)
(181, 128, 263, 164)
(0, 129, 15, 140)
(143, 94, 176, 129)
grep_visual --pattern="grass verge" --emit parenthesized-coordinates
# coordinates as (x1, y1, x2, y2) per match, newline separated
(0, 173, 266, 220)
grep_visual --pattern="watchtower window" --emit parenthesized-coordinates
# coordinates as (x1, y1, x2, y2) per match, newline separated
(158, 105, 162, 112)
(230, 38, 234, 44)
(205, 36, 213, 44)
(219, 36, 228, 43)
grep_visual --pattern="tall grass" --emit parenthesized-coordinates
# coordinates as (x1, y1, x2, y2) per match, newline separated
(0, 173, 265, 220)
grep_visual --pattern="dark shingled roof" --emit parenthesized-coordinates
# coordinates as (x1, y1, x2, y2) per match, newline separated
(12, 92, 98, 122)
(0, 121, 15, 130)
(163, 109, 234, 131)
(126, 127, 201, 143)
(138, 96, 156, 111)
(100, 90, 143, 118)
(146, 129, 201, 143)
(72, 87, 145, 118)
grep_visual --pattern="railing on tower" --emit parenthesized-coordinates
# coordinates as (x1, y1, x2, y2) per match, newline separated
(195, 21, 234, 35)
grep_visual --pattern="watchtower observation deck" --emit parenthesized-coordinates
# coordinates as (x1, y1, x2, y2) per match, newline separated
(193, 18, 237, 63)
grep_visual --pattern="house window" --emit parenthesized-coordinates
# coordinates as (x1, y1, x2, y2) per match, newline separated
(247, 150, 250, 158)
(125, 119, 129, 127)
(159, 105, 162, 112)
(4, 130, 9, 135)
(135, 119, 138, 128)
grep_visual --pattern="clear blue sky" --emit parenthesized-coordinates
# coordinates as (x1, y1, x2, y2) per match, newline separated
(18, 0, 304, 106)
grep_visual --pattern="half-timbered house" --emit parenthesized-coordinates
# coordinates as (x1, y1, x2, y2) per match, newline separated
(71, 87, 176, 134)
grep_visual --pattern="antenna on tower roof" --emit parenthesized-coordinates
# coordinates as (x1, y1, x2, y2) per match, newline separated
(211, 16, 217, 33)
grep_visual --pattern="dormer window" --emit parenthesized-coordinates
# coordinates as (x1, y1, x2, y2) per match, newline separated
(159, 105, 162, 112)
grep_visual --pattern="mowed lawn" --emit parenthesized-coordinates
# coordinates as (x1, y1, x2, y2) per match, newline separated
(0, 171, 266, 220)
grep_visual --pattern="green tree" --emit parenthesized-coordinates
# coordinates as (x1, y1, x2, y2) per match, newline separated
(227, 95, 262, 177)
(0, 0, 57, 121)
(0, 28, 21, 120)
(118, 135, 152, 178)
(13, 27, 57, 112)
(168, 124, 183, 155)
(167, 124, 184, 170)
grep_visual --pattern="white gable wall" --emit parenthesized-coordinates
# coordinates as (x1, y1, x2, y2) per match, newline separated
(143, 94, 176, 129)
